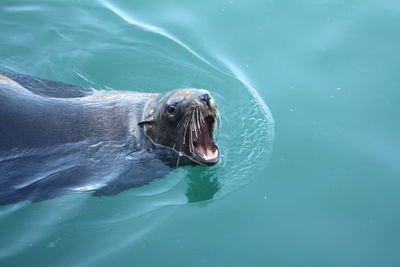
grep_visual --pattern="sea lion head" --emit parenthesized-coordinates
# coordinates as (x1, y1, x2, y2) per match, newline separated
(139, 88, 220, 166)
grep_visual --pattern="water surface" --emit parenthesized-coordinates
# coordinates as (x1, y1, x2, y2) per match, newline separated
(1, 0, 399, 266)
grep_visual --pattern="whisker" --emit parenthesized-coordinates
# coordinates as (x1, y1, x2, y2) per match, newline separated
(199, 108, 205, 126)
(189, 119, 194, 153)
(175, 143, 181, 167)
(196, 108, 201, 128)
(182, 114, 191, 145)
(194, 108, 198, 133)
(192, 111, 198, 138)
(196, 108, 201, 134)
(177, 110, 190, 128)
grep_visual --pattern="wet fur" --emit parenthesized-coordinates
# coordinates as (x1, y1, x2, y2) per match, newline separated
(0, 72, 196, 205)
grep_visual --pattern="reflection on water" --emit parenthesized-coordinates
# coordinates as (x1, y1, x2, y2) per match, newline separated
(185, 167, 220, 203)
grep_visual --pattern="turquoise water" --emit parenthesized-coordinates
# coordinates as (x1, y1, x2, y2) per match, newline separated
(1, 0, 399, 266)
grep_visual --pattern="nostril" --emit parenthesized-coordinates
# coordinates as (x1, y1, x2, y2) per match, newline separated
(200, 93, 211, 105)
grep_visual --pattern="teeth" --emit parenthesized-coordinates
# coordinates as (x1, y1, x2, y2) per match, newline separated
(200, 147, 219, 160)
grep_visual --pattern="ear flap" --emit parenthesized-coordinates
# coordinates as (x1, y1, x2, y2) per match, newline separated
(138, 119, 155, 127)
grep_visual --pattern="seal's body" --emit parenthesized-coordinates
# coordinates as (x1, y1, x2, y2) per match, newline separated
(0, 72, 220, 204)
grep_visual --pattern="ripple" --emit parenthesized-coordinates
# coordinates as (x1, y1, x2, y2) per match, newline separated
(98, 0, 217, 71)
(95, 0, 275, 199)
(0, 2, 274, 263)
(0, 0, 274, 207)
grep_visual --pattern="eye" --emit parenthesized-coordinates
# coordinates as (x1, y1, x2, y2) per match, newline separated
(166, 104, 177, 114)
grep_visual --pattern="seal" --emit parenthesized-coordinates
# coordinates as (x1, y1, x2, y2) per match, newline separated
(139, 88, 220, 166)
(0, 71, 220, 204)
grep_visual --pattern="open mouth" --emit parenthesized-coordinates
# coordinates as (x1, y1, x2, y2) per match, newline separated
(191, 115, 220, 166)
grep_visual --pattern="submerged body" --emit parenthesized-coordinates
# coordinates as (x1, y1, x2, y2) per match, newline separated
(0, 72, 220, 204)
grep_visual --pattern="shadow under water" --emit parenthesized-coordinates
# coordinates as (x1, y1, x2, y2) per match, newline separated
(185, 167, 220, 203)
